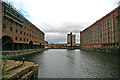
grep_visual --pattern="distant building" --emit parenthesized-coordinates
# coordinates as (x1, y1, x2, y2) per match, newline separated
(1, 1, 45, 50)
(67, 32, 76, 47)
(75, 44, 80, 47)
(44, 41, 48, 48)
(80, 6, 120, 48)
(48, 44, 67, 48)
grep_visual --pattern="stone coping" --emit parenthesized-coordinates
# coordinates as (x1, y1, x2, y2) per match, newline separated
(5, 60, 23, 72)
(3, 60, 38, 79)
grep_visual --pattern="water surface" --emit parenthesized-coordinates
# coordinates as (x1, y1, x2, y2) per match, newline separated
(14, 49, 118, 78)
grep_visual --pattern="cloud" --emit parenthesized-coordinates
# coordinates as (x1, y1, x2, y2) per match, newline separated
(3, 0, 119, 43)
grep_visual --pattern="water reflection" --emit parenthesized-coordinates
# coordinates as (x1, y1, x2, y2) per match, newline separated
(13, 49, 118, 78)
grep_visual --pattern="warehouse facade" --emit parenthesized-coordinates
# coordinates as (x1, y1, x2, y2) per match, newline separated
(1, 1, 45, 50)
(80, 6, 120, 48)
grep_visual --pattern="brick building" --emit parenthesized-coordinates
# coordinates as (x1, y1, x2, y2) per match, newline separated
(44, 41, 48, 48)
(80, 6, 120, 48)
(48, 44, 67, 48)
(1, 1, 46, 50)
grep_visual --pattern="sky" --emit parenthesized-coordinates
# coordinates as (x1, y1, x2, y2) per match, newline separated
(3, 0, 119, 43)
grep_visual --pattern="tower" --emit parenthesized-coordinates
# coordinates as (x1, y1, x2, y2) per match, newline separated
(67, 32, 76, 47)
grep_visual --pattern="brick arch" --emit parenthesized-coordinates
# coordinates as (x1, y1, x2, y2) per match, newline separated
(29, 41, 33, 49)
(2, 35, 13, 50)
(40, 43, 42, 48)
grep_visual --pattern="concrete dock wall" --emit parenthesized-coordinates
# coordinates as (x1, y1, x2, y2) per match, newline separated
(81, 47, 120, 54)
(2, 48, 48, 59)
(2, 60, 38, 80)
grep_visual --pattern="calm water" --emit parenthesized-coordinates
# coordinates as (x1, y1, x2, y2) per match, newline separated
(14, 49, 119, 78)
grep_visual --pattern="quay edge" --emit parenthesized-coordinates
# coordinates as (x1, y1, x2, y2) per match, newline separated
(2, 60, 38, 80)
(2, 48, 48, 59)
(80, 47, 120, 54)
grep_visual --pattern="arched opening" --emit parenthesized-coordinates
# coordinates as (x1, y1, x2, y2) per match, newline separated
(42, 44, 44, 48)
(29, 41, 33, 49)
(40, 43, 42, 48)
(2, 36, 13, 50)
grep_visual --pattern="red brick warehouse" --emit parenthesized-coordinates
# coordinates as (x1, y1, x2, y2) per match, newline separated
(80, 6, 120, 48)
(1, 1, 47, 50)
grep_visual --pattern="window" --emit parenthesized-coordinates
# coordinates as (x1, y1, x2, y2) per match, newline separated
(10, 27, 12, 31)
(27, 39, 28, 42)
(3, 16, 7, 20)
(24, 27, 26, 29)
(24, 32, 26, 35)
(20, 25, 23, 28)
(17, 14, 19, 18)
(20, 38, 22, 41)
(15, 37, 17, 40)
(20, 31, 22, 34)
(24, 38, 25, 41)
(12, 11, 14, 14)
(3, 24, 6, 28)
(9, 19, 13, 23)
(16, 29, 18, 33)
(27, 34, 29, 36)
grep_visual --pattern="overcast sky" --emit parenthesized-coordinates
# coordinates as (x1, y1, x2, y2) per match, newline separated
(3, 0, 119, 43)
